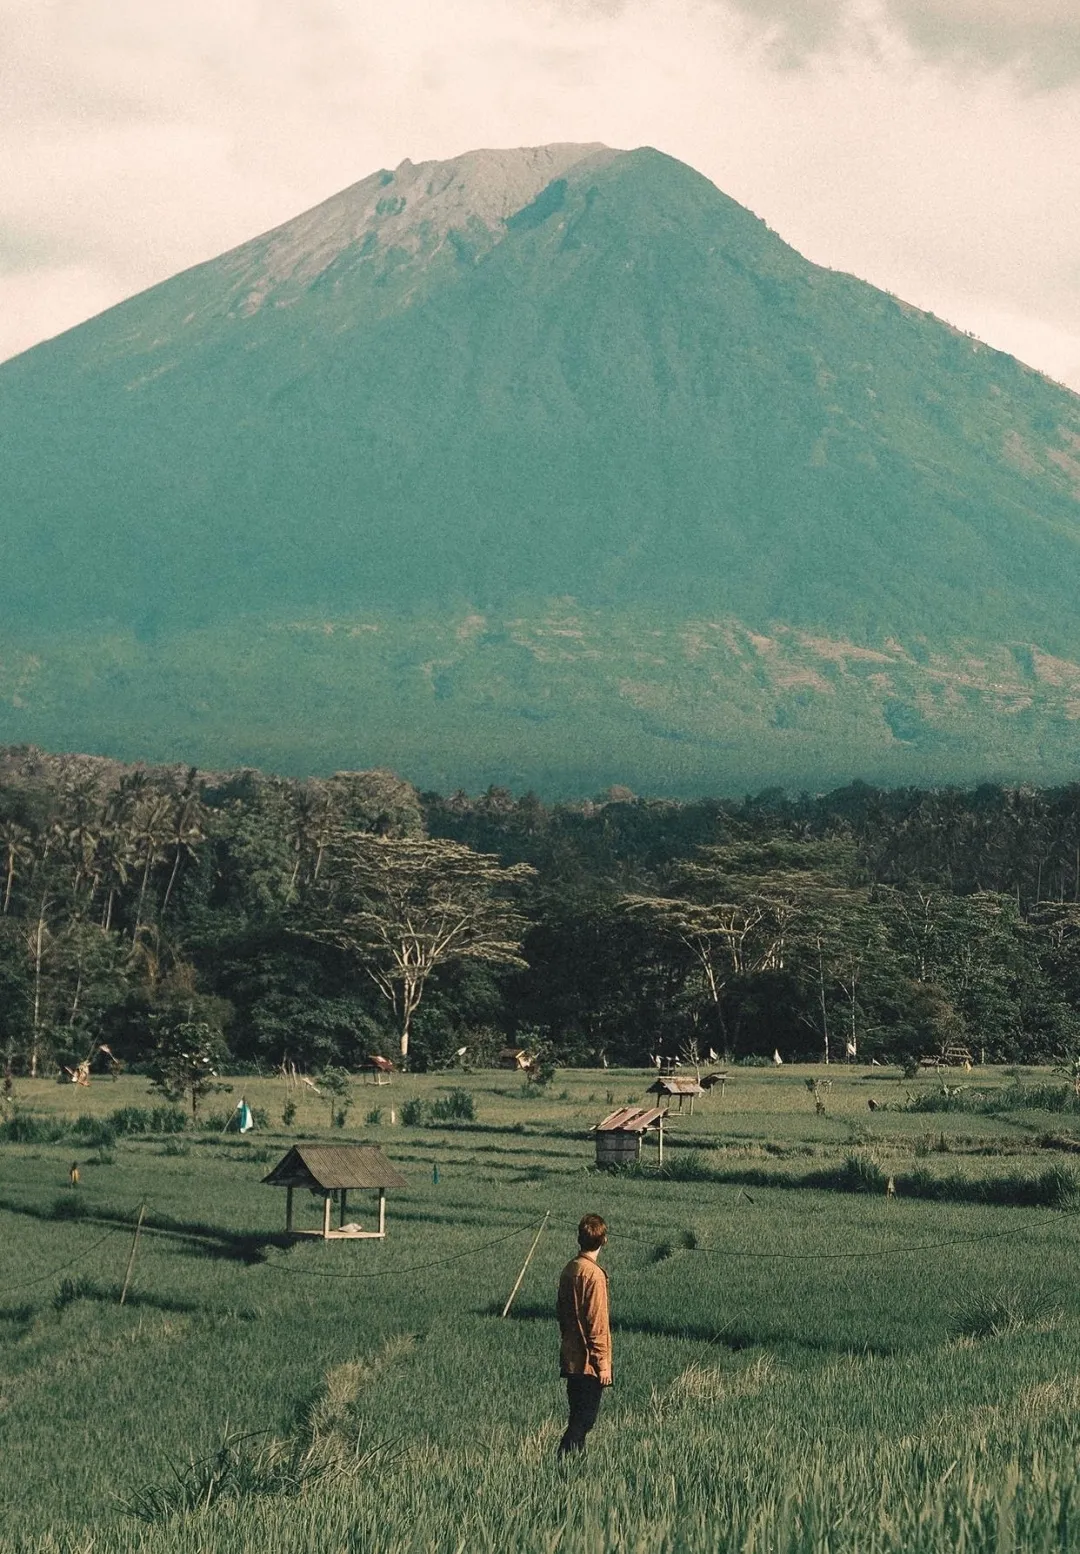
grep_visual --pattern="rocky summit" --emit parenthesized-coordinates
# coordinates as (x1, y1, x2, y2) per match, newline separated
(2, 143, 1080, 794)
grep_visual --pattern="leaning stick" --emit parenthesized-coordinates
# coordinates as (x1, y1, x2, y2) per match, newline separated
(119, 1203, 146, 1306)
(501, 1211, 550, 1318)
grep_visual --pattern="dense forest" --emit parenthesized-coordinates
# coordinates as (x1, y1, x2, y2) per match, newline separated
(4, 744, 1080, 1082)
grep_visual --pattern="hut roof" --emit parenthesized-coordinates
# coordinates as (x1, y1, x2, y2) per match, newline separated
(262, 1144, 407, 1191)
(595, 1106, 667, 1133)
(648, 1077, 704, 1097)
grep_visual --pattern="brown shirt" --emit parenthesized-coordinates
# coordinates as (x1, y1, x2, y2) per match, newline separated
(557, 1254, 612, 1383)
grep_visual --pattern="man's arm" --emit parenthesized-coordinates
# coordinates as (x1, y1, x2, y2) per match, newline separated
(579, 1267, 612, 1384)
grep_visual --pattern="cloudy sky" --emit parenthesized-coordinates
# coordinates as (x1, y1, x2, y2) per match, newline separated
(4, 0, 1080, 389)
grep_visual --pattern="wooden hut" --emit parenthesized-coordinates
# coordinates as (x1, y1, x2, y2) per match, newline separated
(593, 1105, 667, 1168)
(364, 1054, 395, 1085)
(498, 1047, 533, 1071)
(262, 1144, 407, 1241)
(647, 1076, 705, 1114)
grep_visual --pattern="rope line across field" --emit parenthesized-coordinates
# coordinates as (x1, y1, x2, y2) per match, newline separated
(0, 1225, 125, 1296)
(1, 1204, 1073, 1298)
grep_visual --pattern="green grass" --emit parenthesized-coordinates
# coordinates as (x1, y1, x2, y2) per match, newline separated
(5, 1066, 1080, 1550)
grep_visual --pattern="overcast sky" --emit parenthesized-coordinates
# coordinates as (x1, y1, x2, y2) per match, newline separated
(4, 0, 1080, 389)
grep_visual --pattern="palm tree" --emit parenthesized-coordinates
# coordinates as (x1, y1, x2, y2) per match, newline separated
(0, 820, 32, 915)
(160, 771, 207, 918)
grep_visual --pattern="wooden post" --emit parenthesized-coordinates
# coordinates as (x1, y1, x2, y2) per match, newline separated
(340, 1188, 348, 1228)
(378, 1188, 386, 1238)
(119, 1203, 146, 1306)
(286, 1186, 294, 1232)
(322, 1193, 332, 1240)
(501, 1211, 550, 1317)
(657, 1116, 664, 1169)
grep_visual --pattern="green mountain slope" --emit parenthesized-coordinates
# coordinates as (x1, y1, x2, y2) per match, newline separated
(2, 143, 1080, 792)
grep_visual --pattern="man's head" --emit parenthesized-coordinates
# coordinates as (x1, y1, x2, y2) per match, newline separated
(577, 1213, 608, 1252)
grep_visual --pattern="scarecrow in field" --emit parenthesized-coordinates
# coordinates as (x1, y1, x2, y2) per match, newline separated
(556, 1213, 612, 1456)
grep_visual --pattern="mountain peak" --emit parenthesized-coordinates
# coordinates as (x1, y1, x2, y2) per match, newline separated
(220, 142, 621, 304)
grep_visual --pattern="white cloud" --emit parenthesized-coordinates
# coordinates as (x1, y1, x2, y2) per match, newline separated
(1, 0, 1079, 390)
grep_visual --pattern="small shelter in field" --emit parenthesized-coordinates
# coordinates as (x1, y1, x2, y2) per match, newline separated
(364, 1054, 395, 1085)
(647, 1076, 705, 1114)
(700, 1071, 728, 1096)
(498, 1047, 533, 1071)
(594, 1105, 667, 1168)
(262, 1144, 407, 1241)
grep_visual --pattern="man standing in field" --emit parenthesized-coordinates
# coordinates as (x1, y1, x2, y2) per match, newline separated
(556, 1213, 612, 1456)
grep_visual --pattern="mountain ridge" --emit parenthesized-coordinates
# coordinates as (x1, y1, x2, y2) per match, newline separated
(2, 143, 1080, 793)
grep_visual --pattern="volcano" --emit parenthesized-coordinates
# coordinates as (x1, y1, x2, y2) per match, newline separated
(2, 142, 1080, 794)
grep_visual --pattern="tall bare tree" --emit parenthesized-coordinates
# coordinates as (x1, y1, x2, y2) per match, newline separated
(308, 834, 534, 1060)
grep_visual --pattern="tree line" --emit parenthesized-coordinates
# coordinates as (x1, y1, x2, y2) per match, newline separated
(3, 746, 1080, 1079)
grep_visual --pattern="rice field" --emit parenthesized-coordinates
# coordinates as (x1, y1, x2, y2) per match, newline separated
(4, 1063, 1080, 1552)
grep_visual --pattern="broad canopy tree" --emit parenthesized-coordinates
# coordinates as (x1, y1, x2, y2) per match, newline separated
(305, 834, 535, 1060)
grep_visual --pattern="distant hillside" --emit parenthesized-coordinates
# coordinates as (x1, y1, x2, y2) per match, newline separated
(2, 142, 1080, 793)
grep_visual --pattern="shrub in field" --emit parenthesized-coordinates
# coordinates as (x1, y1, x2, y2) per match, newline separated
(50, 1193, 89, 1220)
(836, 1154, 886, 1194)
(0, 1111, 66, 1143)
(951, 1283, 1062, 1339)
(662, 1149, 715, 1182)
(429, 1088, 475, 1121)
(161, 1136, 190, 1156)
(52, 1275, 98, 1311)
(107, 1106, 152, 1135)
(400, 1098, 426, 1126)
(148, 1105, 188, 1134)
(71, 1115, 116, 1148)
(282, 1098, 297, 1127)
(365, 1106, 382, 1125)
(903, 1081, 1080, 1116)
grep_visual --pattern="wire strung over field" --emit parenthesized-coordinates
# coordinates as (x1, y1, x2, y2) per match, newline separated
(3, 1199, 1073, 1299)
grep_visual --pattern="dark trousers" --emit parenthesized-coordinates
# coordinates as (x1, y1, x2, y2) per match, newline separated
(558, 1375, 604, 1455)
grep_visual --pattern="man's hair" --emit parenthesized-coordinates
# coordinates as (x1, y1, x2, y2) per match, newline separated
(578, 1214, 607, 1252)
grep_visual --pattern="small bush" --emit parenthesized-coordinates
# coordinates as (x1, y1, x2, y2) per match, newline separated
(148, 1105, 188, 1134)
(108, 1107, 152, 1135)
(71, 1116, 116, 1148)
(51, 1194, 90, 1220)
(282, 1098, 298, 1127)
(429, 1088, 475, 1121)
(52, 1275, 98, 1312)
(400, 1098, 426, 1126)
(662, 1150, 715, 1182)
(365, 1107, 383, 1126)
(0, 1112, 65, 1144)
(161, 1137, 190, 1157)
(837, 1154, 886, 1194)
(952, 1284, 1062, 1339)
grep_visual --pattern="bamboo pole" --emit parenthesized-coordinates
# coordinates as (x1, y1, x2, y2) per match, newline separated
(322, 1193, 332, 1240)
(119, 1203, 146, 1306)
(378, 1188, 386, 1238)
(501, 1211, 550, 1318)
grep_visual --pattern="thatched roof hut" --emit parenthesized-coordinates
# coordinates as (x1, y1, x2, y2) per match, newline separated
(647, 1077, 705, 1113)
(263, 1144, 407, 1240)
